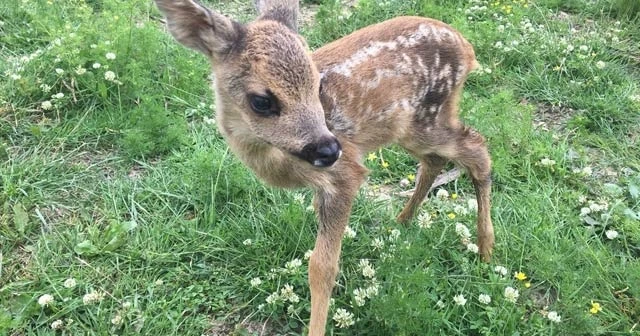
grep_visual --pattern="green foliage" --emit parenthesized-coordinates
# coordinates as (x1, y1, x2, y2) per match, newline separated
(120, 105, 188, 159)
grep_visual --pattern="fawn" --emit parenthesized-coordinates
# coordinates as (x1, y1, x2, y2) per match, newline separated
(154, 0, 494, 334)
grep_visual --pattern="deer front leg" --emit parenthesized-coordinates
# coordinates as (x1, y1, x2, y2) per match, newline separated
(308, 183, 360, 336)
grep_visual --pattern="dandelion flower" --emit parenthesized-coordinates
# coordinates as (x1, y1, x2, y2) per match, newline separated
(589, 301, 602, 314)
(451, 193, 458, 200)
(242, 239, 252, 246)
(466, 243, 479, 254)
(504, 286, 519, 303)
(407, 173, 415, 182)
(436, 189, 449, 199)
(514, 271, 527, 281)
(106, 52, 116, 60)
(548, 311, 561, 323)
(525, 282, 531, 288)
(605, 230, 618, 240)
(595, 61, 606, 69)
(250, 277, 262, 287)
(41, 100, 53, 110)
(381, 161, 389, 168)
(63, 278, 77, 288)
(50, 319, 64, 329)
(453, 294, 467, 306)
(38, 294, 54, 307)
(478, 294, 491, 304)
(447, 213, 456, 219)
(367, 153, 377, 161)
(333, 308, 355, 328)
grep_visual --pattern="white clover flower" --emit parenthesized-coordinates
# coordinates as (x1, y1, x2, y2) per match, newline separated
(82, 291, 104, 305)
(605, 230, 619, 240)
(565, 45, 574, 53)
(250, 277, 262, 287)
(436, 189, 449, 199)
(365, 283, 379, 298)
(494, 265, 508, 277)
(454, 205, 469, 216)
(50, 319, 64, 329)
(578, 195, 588, 204)
(494, 41, 504, 48)
(399, 178, 410, 188)
(478, 294, 491, 304)
(579, 45, 589, 52)
(353, 288, 367, 307)
(38, 294, 54, 307)
(41, 100, 53, 110)
(90, 44, 97, 48)
(333, 308, 355, 328)
(359, 259, 376, 278)
(547, 311, 561, 323)
(63, 278, 77, 288)
(304, 249, 313, 260)
(55, 68, 64, 75)
(467, 198, 478, 211)
(52, 92, 64, 99)
(10, 74, 21, 80)
(453, 294, 467, 306)
(104, 71, 116, 81)
(417, 212, 432, 229)
(497, 24, 505, 32)
(344, 226, 356, 239)
(122, 301, 132, 309)
(280, 284, 299, 303)
(504, 286, 519, 303)
(40, 84, 51, 93)
(581, 166, 593, 176)
(540, 158, 556, 166)
(436, 300, 445, 308)
(155, 279, 164, 286)
(92, 62, 101, 69)
(371, 238, 384, 250)
(580, 207, 592, 216)
(293, 193, 305, 204)
(285, 258, 302, 271)
(111, 314, 123, 325)
(596, 61, 606, 69)
(455, 223, 471, 239)
(466, 243, 479, 254)
(265, 292, 279, 304)
(106, 52, 116, 60)
(242, 239, 252, 246)
(75, 66, 86, 75)
(389, 229, 401, 241)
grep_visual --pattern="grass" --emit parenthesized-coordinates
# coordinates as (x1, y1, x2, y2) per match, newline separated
(1, 0, 639, 335)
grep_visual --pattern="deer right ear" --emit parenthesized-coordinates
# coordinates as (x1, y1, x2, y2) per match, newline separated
(155, 0, 244, 56)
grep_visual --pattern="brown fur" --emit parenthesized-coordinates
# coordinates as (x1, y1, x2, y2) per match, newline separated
(155, 1, 493, 335)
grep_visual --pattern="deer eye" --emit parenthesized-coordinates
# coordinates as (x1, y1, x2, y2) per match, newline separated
(249, 94, 278, 117)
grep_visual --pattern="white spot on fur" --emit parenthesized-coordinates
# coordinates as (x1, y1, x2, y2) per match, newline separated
(331, 40, 398, 77)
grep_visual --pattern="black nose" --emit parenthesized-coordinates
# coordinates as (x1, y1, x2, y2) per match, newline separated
(298, 137, 342, 167)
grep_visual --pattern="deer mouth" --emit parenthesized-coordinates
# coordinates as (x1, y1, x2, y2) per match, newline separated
(291, 138, 342, 168)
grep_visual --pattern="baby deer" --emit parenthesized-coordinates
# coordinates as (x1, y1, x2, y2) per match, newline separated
(155, 0, 494, 334)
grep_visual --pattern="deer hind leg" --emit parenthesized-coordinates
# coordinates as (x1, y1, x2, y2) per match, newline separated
(396, 154, 448, 224)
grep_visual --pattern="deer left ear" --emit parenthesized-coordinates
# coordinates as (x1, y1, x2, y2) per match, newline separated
(156, 0, 245, 57)
(255, 0, 299, 32)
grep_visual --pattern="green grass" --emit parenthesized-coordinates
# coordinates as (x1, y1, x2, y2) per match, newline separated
(1, 0, 640, 335)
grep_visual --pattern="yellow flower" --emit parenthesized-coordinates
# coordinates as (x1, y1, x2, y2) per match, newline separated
(514, 271, 527, 281)
(367, 153, 377, 161)
(407, 174, 415, 182)
(447, 213, 456, 219)
(525, 282, 531, 288)
(451, 193, 458, 200)
(381, 161, 389, 168)
(589, 301, 602, 314)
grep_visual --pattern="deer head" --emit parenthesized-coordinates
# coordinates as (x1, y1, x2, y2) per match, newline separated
(155, 0, 341, 167)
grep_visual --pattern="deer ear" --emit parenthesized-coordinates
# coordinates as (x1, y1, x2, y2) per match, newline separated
(155, 0, 244, 56)
(255, 0, 299, 32)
